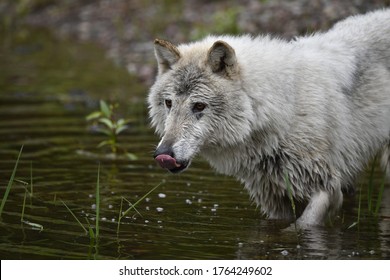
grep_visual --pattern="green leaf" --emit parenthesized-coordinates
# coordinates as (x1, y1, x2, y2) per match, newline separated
(96, 127, 112, 136)
(97, 140, 114, 148)
(115, 125, 129, 135)
(86, 111, 102, 121)
(100, 100, 111, 118)
(117, 118, 131, 127)
(125, 153, 138, 160)
(98, 118, 114, 129)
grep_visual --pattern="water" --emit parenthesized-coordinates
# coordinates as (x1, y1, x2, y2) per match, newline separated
(0, 26, 389, 260)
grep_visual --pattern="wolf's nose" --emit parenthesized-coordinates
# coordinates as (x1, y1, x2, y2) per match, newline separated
(153, 143, 174, 159)
(153, 144, 181, 169)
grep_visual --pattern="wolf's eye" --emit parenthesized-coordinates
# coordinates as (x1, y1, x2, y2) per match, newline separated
(165, 99, 172, 109)
(193, 102, 206, 113)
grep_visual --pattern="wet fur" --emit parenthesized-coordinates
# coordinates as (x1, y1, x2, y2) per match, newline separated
(148, 10, 390, 228)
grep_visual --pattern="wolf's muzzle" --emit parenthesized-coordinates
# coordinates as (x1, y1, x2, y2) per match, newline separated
(153, 144, 188, 173)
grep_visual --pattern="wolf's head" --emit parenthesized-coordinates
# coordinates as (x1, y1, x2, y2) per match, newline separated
(148, 37, 255, 173)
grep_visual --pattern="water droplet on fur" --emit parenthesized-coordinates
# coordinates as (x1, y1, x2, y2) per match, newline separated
(281, 250, 289, 256)
(158, 193, 166, 198)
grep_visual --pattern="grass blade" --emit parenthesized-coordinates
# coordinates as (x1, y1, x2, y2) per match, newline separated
(95, 163, 100, 239)
(30, 161, 33, 197)
(117, 183, 162, 234)
(21, 189, 27, 222)
(121, 183, 161, 218)
(20, 189, 28, 222)
(0, 145, 23, 218)
(284, 172, 296, 220)
(374, 171, 387, 216)
(61, 200, 88, 235)
(123, 197, 143, 218)
(367, 156, 377, 212)
(116, 197, 124, 234)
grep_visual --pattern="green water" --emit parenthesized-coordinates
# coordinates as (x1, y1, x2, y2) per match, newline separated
(0, 26, 389, 260)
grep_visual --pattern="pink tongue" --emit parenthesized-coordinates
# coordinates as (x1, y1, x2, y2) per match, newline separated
(155, 154, 181, 169)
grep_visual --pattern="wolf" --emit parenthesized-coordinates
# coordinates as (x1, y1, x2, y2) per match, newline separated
(148, 9, 390, 228)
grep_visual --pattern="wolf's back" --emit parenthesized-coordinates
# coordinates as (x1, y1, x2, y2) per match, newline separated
(329, 9, 390, 64)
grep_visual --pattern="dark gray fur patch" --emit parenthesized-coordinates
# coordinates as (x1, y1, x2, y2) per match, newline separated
(341, 64, 365, 97)
(173, 65, 206, 95)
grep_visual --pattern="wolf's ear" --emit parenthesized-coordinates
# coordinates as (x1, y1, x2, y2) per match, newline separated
(207, 40, 238, 77)
(154, 39, 181, 75)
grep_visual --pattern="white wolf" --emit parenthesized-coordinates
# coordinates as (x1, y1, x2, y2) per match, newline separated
(148, 9, 390, 228)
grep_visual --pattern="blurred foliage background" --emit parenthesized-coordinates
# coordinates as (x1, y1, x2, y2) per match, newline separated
(1, 0, 389, 87)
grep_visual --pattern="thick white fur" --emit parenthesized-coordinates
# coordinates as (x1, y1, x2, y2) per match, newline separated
(149, 10, 390, 228)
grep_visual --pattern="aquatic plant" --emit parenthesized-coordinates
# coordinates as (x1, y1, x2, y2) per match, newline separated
(116, 183, 162, 234)
(62, 164, 101, 240)
(95, 163, 100, 239)
(348, 159, 387, 229)
(0, 145, 23, 218)
(86, 100, 137, 160)
(368, 158, 387, 217)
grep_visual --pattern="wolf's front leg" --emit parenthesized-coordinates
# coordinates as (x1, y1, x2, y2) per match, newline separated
(296, 189, 343, 228)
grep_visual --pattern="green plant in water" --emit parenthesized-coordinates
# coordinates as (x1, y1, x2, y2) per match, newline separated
(365, 155, 387, 217)
(62, 164, 101, 240)
(20, 162, 43, 231)
(86, 100, 137, 160)
(116, 183, 162, 234)
(348, 159, 387, 229)
(348, 184, 363, 229)
(0, 145, 23, 218)
(284, 172, 297, 220)
(95, 163, 100, 239)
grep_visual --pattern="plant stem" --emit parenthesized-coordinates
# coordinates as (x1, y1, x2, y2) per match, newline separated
(95, 163, 101, 239)
(0, 145, 23, 218)
(367, 155, 377, 213)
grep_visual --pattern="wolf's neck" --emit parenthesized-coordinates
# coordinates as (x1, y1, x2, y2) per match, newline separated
(201, 129, 283, 178)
